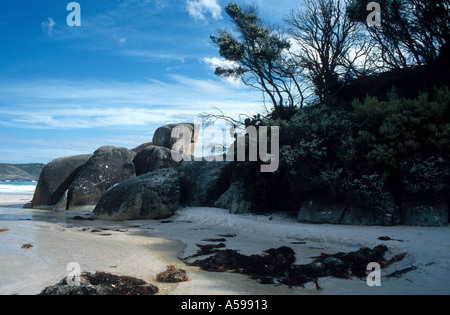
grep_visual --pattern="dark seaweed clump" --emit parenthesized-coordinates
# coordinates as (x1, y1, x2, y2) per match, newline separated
(189, 245, 406, 288)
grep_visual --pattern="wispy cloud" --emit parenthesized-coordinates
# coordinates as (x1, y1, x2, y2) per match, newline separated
(0, 76, 260, 130)
(38, 2, 203, 63)
(0, 134, 155, 164)
(121, 49, 188, 63)
(187, 0, 222, 21)
(41, 17, 56, 35)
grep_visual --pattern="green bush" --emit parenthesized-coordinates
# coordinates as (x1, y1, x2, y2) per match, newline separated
(233, 86, 450, 212)
(274, 105, 359, 199)
(401, 157, 449, 194)
(353, 87, 450, 171)
(352, 86, 450, 195)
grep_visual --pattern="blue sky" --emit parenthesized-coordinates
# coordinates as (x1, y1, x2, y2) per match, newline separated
(0, 0, 298, 163)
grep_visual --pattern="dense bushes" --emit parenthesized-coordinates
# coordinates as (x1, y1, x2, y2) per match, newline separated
(276, 105, 356, 200)
(353, 87, 450, 196)
(236, 86, 450, 213)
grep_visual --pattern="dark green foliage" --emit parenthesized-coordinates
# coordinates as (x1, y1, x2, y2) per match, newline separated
(230, 161, 294, 213)
(232, 87, 450, 213)
(354, 88, 450, 160)
(352, 87, 450, 194)
(276, 105, 357, 199)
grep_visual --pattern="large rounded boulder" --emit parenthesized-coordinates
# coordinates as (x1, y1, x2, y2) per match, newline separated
(32, 154, 93, 209)
(215, 181, 253, 214)
(66, 146, 136, 210)
(152, 123, 198, 154)
(93, 168, 180, 221)
(178, 161, 234, 207)
(133, 145, 186, 176)
(132, 142, 153, 154)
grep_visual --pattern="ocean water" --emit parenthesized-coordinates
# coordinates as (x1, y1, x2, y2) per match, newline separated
(0, 181, 37, 194)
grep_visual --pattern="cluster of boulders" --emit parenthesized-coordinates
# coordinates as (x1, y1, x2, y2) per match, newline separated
(32, 147, 136, 212)
(31, 123, 246, 221)
(31, 122, 449, 227)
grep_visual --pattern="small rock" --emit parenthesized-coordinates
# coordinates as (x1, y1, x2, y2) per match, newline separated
(23, 202, 33, 209)
(157, 266, 189, 283)
(39, 272, 159, 295)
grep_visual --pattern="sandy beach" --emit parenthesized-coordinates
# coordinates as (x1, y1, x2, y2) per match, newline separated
(1, 193, 449, 295)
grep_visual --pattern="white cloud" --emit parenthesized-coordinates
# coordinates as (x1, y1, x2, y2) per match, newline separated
(202, 57, 241, 85)
(41, 17, 56, 35)
(0, 76, 260, 130)
(187, 0, 222, 21)
(202, 57, 237, 70)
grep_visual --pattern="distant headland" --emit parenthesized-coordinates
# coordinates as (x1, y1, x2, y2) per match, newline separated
(0, 163, 45, 182)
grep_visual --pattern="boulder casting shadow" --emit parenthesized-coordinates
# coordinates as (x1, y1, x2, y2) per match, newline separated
(93, 168, 180, 221)
(66, 146, 136, 211)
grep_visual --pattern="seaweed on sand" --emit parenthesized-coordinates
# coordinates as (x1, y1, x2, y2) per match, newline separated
(183, 243, 227, 259)
(189, 245, 407, 288)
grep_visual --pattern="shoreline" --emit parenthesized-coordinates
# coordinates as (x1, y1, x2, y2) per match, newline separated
(1, 193, 449, 295)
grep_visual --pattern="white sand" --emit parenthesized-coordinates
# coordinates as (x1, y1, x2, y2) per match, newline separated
(0, 194, 295, 295)
(1, 194, 449, 295)
(0, 193, 183, 295)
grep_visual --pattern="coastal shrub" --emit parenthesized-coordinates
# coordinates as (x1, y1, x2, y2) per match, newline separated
(347, 172, 393, 208)
(233, 105, 361, 212)
(352, 87, 450, 171)
(275, 105, 359, 199)
(232, 86, 450, 215)
(400, 157, 449, 194)
(352, 86, 450, 195)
